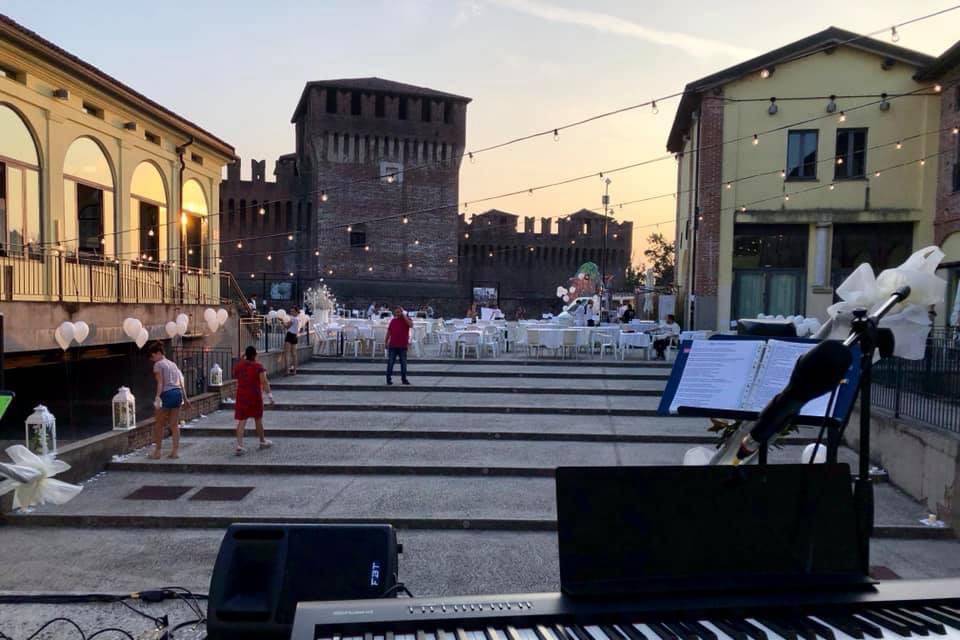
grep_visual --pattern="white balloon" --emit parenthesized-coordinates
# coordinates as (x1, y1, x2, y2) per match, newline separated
(267, 310, 278, 321)
(165, 321, 179, 338)
(216, 308, 228, 326)
(577, 273, 585, 280)
(207, 318, 220, 333)
(568, 286, 576, 294)
(176, 313, 189, 326)
(683, 446, 714, 466)
(203, 308, 217, 324)
(176, 321, 189, 336)
(135, 327, 149, 349)
(122, 318, 142, 339)
(555, 286, 568, 298)
(800, 443, 827, 464)
(562, 295, 570, 303)
(54, 327, 71, 351)
(73, 321, 90, 344)
(58, 321, 76, 344)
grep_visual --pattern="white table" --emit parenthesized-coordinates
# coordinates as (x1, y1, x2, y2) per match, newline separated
(618, 331, 652, 359)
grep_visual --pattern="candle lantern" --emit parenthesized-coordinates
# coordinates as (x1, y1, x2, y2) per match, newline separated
(112, 386, 137, 431)
(209, 363, 224, 387)
(24, 405, 57, 456)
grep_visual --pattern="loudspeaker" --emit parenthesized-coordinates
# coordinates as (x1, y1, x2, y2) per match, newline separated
(207, 523, 401, 640)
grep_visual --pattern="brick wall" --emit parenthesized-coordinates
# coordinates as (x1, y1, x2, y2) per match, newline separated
(934, 72, 960, 245)
(694, 93, 725, 297)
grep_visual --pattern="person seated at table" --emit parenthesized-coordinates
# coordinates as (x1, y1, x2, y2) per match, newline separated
(653, 314, 681, 360)
(367, 302, 377, 319)
(515, 304, 526, 320)
(621, 303, 636, 324)
(466, 303, 478, 322)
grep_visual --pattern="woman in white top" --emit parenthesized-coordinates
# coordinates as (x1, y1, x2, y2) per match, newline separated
(283, 306, 301, 376)
(147, 341, 190, 459)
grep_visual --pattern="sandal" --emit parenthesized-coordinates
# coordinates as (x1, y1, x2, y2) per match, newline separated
(259, 439, 273, 450)
(235, 446, 246, 456)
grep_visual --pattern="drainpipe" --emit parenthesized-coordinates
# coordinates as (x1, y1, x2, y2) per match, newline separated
(175, 136, 195, 303)
(688, 109, 701, 330)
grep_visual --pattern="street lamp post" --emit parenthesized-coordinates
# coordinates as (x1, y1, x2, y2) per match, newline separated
(601, 177, 612, 318)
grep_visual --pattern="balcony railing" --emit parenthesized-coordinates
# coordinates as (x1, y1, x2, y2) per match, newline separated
(0, 250, 229, 305)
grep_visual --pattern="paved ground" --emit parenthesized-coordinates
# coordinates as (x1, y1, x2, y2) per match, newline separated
(1, 354, 957, 634)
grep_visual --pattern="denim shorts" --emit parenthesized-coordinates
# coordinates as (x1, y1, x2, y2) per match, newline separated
(159, 388, 183, 409)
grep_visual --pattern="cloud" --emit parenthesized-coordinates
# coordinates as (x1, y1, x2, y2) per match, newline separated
(454, 0, 484, 27)
(483, 0, 755, 60)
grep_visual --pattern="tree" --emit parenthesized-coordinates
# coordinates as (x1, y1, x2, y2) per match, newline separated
(624, 263, 646, 288)
(643, 233, 675, 287)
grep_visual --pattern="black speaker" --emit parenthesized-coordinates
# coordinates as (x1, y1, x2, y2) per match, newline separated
(207, 523, 401, 640)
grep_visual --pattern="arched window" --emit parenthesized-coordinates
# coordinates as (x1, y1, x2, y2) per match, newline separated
(64, 137, 114, 256)
(130, 162, 167, 263)
(182, 178, 208, 269)
(0, 105, 41, 255)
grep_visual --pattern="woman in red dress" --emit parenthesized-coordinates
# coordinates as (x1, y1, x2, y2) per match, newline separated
(232, 345, 275, 456)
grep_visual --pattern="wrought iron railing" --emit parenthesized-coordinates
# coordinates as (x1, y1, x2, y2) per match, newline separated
(172, 347, 235, 396)
(0, 250, 229, 305)
(238, 316, 309, 354)
(872, 328, 960, 433)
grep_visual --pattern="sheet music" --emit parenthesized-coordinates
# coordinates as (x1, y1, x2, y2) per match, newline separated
(744, 339, 835, 417)
(669, 340, 765, 414)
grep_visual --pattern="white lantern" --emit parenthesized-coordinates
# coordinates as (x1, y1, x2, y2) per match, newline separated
(111, 386, 137, 431)
(24, 405, 57, 456)
(209, 363, 224, 387)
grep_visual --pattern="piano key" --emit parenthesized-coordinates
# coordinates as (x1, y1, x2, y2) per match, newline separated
(879, 609, 931, 635)
(855, 612, 912, 637)
(553, 626, 575, 640)
(918, 608, 960, 631)
(781, 617, 816, 640)
(799, 617, 836, 640)
(686, 620, 718, 640)
(567, 625, 596, 640)
(727, 619, 769, 640)
(753, 617, 799, 640)
(704, 619, 747, 640)
(647, 622, 679, 640)
(893, 609, 946, 636)
(585, 626, 611, 640)
(662, 622, 697, 640)
(536, 625, 559, 640)
(615, 624, 647, 640)
(815, 615, 864, 640)
(456, 629, 473, 640)
(600, 625, 629, 640)
(507, 627, 527, 640)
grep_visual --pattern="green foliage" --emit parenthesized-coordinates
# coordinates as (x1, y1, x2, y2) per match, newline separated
(643, 232, 675, 287)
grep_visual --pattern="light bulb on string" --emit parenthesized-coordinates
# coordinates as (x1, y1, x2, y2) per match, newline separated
(836, 157, 844, 165)
(829, 183, 836, 190)
(402, 216, 409, 224)
(448, 258, 454, 263)
(553, 129, 559, 141)
(364, 245, 370, 251)
(891, 26, 899, 42)
(408, 263, 413, 268)
(288, 234, 294, 241)
(874, 171, 881, 177)
(250, 273, 255, 278)
(321, 191, 328, 202)
(651, 100, 658, 115)
(347, 225, 352, 233)
(752, 134, 759, 145)
(259, 207, 265, 215)
(147, 228, 154, 237)
(289, 272, 294, 277)
(838, 111, 846, 123)
(267, 255, 272, 261)
(528, 189, 533, 196)
(920, 158, 926, 166)
(414, 239, 420, 245)
(726, 182, 733, 189)
(784, 195, 790, 201)
(468, 152, 475, 163)
(953, 126, 959, 135)
(896, 141, 902, 150)
(741, 206, 747, 212)
(464, 232, 470, 239)
(779, 169, 786, 178)
(237, 242, 243, 249)
(934, 84, 942, 93)
(315, 250, 320, 256)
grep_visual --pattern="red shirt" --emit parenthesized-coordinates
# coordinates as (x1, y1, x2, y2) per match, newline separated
(386, 317, 411, 348)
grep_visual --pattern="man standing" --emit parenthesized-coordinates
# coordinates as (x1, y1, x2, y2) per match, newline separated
(386, 306, 413, 386)
(367, 301, 376, 319)
(248, 295, 258, 315)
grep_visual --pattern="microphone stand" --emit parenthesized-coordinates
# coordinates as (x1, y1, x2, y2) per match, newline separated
(835, 285, 910, 575)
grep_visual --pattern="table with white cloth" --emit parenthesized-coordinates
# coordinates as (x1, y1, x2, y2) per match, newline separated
(618, 331, 652, 359)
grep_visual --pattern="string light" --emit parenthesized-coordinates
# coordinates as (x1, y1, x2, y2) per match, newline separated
(934, 84, 942, 93)
(553, 129, 559, 141)
(250, 273, 255, 278)
(784, 194, 790, 201)
(408, 262, 413, 268)
(448, 258, 454, 263)
(953, 126, 959, 135)
(414, 239, 420, 245)
(259, 207, 265, 215)
(838, 111, 847, 122)
(288, 234, 294, 241)
(920, 158, 926, 166)
(829, 183, 836, 190)
(289, 272, 294, 277)
(874, 171, 881, 177)
(836, 157, 844, 165)
(726, 182, 733, 189)
(891, 26, 900, 42)
(651, 100, 658, 115)
(237, 242, 243, 249)
(364, 245, 370, 251)
(896, 141, 902, 149)
(315, 250, 320, 256)
(752, 134, 759, 145)
(147, 229, 154, 237)
(187, 249, 193, 255)
(402, 216, 409, 224)
(347, 225, 352, 233)
(464, 232, 470, 239)
(321, 191, 328, 202)
(741, 206, 747, 213)
(267, 255, 272, 261)
(779, 170, 785, 178)
(760, 68, 772, 79)
(488, 252, 494, 257)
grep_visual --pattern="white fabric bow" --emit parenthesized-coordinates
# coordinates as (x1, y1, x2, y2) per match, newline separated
(823, 246, 947, 360)
(0, 445, 83, 510)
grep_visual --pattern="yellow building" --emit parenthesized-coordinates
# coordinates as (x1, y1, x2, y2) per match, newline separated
(668, 28, 943, 330)
(0, 13, 234, 303)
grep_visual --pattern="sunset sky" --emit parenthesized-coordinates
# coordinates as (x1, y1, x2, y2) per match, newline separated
(4, 0, 958, 263)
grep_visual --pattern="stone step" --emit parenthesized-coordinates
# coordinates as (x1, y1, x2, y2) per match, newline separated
(295, 367, 669, 380)
(107, 437, 854, 476)
(312, 357, 671, 369)
(260, 389, 662, 416)
(270, 375, 665, 396)
(5, 472, 940, 538)
(0, 527, 957, 595)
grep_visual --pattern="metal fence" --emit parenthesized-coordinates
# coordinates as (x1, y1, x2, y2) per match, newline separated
(172, 347, 236, 397)
(0, 251, 227, 305)
(238, 316, 309, 354)
(872, 329, 960, 433)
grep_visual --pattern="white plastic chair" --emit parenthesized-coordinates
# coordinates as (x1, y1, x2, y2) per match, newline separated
(481, 326, 500, 358)
(457, 332, 481, 359)
(561, 329, 579, 359)
(526, 329, 541, 358)
(438, 331, 455, 358)
(598, 328, 618, 360)
(342, 325, 362, 358)
(372, 326, 388, 358)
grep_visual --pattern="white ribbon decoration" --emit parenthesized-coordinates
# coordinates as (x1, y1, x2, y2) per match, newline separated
(0, 445, 83, 510)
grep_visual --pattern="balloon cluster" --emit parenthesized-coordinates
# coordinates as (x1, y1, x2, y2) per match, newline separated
(53, 321, 91, 351)
(555, 284, 577, 304)
(122, 317, 151, 348)
(203, 308, 229, 333)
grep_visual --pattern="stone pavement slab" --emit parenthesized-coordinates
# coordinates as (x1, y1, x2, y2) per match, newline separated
(301, 362, 670, 377)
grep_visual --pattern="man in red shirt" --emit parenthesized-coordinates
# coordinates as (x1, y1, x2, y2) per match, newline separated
(386, 306, 414, 385)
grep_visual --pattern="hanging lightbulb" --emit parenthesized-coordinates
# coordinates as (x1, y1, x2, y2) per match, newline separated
(759, 68, 772, 79)
(836, 157, 844, 165)
(920, 158, 926, 166)
(651, 100, 659, 115)
(347, 225, 352, 233)
(386, 174, 395, 184)
(448, 258, 454, 263)
(237, 242, 243, 249)
(953, 126, 959, 135)
(784, 194, 790, 201)
(259, 207, 265, 215)
(570, 239, 576, 245)
(553, 129, 559, 141)
(726, 182, 733, 189)
(188, 248, 194, 255)
(838, 111, 846, 123)
(874, 171, 881, 177)
(741, 206, 747, 213)
(218, 258, 223, 264)
(408, 263, 413, 268)
(752, 134, 759, 145)
(250, 273, 255, 278)
(267, 255, 272, 261)
(289, 272, 294, 277)
(891, 26, 899, 42)
(465, 232, 470, 239)
(896, 141, 902, 150)
(468, 152, 475, 163)
(488, 252, 494, 257)
(328, 269, 334, 275)
(288, 234, 294, 241)
(364, 245, 370, 251)
(414, 239, 420, 245)
(780, 169, 786, 178)
(829, 183, 836, 190)
(528, 189, 533, 196)
(141, 253, 148, 259)
(529, 247, 535, 252)
(402, 216, 409, 224)
(147, 228, 154, 237)
(934, 84, 942, 93)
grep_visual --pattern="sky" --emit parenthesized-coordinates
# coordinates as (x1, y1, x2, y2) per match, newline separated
(3, 0, 958, 263)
